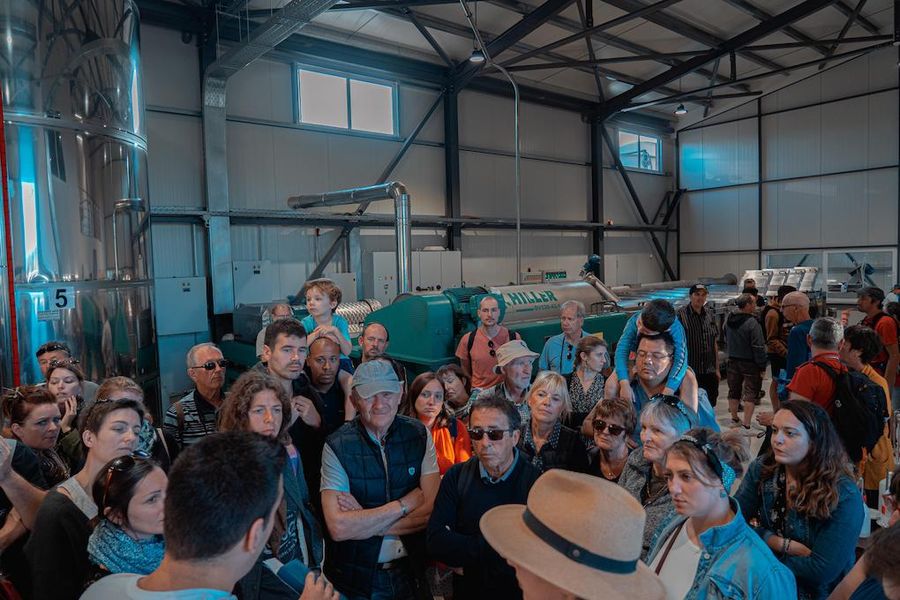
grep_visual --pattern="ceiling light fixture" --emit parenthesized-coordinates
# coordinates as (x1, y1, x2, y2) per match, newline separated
(469, 48, 485, 63)
(674, 103, 687, 115)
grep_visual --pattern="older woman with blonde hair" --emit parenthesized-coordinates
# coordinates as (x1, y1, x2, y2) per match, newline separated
(518, 371, 588, 474)
(219, 370, 323, 583)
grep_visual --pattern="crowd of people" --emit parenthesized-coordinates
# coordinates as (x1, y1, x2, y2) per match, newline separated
(0, 276, 898, 600)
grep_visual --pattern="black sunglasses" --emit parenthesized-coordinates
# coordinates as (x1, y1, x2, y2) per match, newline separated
(468, 427, 514, 441)
(566, 343, 573, 361)
(189, 359, 229, 371)
(100, 455, 136, 510)
(487, 339, 496, 358)
(592, 419, 626, 436)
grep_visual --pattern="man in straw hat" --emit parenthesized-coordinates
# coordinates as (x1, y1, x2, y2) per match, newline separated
(480, 469, 665, 600)
(474, 339, 539, 425)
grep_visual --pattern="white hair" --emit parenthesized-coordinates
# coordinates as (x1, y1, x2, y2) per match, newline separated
(186, 342, 221, 368)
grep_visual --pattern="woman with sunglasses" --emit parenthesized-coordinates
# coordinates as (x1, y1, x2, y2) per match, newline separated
(648, 428, 796, 599)
(219, 370, 324, 595)
(586, 397, 635, 484)
(86, 456, 166, 583)
(4, 385, 69, 487)
(518, 371, 589, 474)
(735, 401, 864, 600)
(45, 358, 87, 471)
(564, 335, 607, 432)
(619, 394, 698, 560)
(25, 389, 143, 600)
(401, 372, 472, 476)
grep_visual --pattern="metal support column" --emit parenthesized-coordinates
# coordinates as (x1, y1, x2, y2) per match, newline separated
(444, 89, 462, 251)
(589, 121, 604, 277)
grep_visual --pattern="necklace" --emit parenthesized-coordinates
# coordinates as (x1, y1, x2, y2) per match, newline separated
(600, 452, 627, 479)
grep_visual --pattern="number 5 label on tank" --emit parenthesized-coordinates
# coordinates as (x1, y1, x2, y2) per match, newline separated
(48, 287, 75, 310)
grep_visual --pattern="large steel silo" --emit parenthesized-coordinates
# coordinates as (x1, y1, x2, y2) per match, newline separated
(0, 0, 157, 402)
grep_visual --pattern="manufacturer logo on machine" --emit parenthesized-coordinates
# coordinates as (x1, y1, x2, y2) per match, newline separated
(503, 289, 559, 311)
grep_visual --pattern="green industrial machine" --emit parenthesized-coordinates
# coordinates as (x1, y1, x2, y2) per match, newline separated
(366, 278, 629, 376)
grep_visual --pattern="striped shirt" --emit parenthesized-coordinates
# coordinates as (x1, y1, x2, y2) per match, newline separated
(677, 304, 719, 376)
(163, 389, 220, 449)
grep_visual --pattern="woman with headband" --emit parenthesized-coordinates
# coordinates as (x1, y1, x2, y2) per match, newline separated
(619, 394, 698, 560)
(648, 428, 796, 599)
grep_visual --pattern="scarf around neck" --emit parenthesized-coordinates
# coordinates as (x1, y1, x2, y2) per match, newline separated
(87, 519, 165, 575)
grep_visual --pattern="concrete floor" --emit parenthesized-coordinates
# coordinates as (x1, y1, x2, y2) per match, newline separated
(709, 373, 775, 467)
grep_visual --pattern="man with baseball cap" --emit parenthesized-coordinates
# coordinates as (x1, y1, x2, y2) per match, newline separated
(858, 286, 900, 401)
(480, 469, 665, 600)
(475, 340, 539, 425)
(677, 284, 720, 407)
(320, 359, 439, 599)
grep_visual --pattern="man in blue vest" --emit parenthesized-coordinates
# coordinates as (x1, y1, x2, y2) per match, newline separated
(320, 359, 440, 599)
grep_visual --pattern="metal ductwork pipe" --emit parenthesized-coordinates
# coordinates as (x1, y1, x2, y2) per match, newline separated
(288, 182, 413, 294)
(0, 0, 157, 396)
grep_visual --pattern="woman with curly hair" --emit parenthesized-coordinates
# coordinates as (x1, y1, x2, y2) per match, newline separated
(401, 372, 471, 476)
(735, 400, 864, 600)
(219, 370, 323, 592)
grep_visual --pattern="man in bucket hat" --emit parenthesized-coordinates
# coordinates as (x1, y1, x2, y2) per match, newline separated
(481, 469, 665, 600)
(474, 339, 539, 425)
(320, 359, 440, 599)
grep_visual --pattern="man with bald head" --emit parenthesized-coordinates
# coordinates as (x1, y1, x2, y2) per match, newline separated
(781, 291, 813, 384)
(357, 322, 390, 365)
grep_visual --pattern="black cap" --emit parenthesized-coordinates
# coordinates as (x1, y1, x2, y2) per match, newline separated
(689, 283, 708, 295)
(857, 286, 885, 302)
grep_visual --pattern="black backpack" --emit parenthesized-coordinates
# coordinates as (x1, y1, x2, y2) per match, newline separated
(812, 360, 887, 462)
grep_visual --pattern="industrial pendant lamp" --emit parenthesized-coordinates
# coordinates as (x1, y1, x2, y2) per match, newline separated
(674, 103, 687, 115)
(469, 1, 485, 63)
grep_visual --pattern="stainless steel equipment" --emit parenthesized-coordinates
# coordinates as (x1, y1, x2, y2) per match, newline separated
(0, 0, 156, 396)
(232, 299, 384, 344)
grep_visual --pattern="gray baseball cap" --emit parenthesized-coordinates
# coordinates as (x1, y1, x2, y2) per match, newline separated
(352, 359, 402, 398)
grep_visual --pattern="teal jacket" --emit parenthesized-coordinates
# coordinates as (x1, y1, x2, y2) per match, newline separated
(647, 500, 797, 600)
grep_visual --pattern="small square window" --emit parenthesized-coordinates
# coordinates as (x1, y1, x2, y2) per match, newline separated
(297, 67, 397, 136)
(618, 129, 662, 173)
(350, 80, 394, 135)
(299, 70, 348, 129)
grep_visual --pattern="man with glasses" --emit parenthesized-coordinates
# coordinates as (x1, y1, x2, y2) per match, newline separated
(456, 295, 521, 390)
(538, 300, 597, 376)
(163, 342, 227, 449)
(320, 360, 439, 599)
(475, 340, 538, 425)
(427, 393, 540, 600)
(781, 291, 814, 385)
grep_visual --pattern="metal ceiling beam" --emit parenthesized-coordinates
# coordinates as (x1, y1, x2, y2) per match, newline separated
(454, 0, 578, 88)
(719, 0, 831, 56)
(487, 0, 749, 92)
(743, 34, 891, 51)
(818, 0, 868, 70)
(329, 0, 463, 10)
(218, 0, 251, 14)
(599, 0, 786, 72)
(600, 0, 841, 117)
(833, 0, 880, 33)
(498, 0, 684, 67)
(404, 8, 454, 66)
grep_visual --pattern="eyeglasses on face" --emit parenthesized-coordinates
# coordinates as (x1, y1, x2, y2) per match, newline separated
(635, 350, 671, 361)
(189, 359, 229, 371)
(100, 455, 136, 510)
(468, 427, 514, 441)
(592, 419, 626, 436)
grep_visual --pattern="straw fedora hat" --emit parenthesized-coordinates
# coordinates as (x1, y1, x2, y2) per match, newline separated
(480, 469, 664, 600)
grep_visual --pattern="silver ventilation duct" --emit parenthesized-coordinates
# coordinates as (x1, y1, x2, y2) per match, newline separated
(0, 0, 157, 398)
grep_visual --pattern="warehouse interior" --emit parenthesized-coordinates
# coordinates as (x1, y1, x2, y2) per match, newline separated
(4, 0, 894, 406)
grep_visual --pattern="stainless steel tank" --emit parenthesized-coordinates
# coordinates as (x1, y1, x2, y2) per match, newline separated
(0, 0, 156, 398)
(487, 282, 611, 324)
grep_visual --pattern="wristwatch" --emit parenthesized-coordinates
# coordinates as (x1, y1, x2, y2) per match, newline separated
(398, 499, 409, 517)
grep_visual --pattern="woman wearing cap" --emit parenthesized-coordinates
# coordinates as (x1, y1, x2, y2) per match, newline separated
(219, 371, 324, 583)
(401, 372, 472, 476)
(480, 469, 665, 600)
(735, 401, 864, 600)
(648, 428, 796, 599)
(25, 390, 144, 600)
(586, 397, 635, 484)
(564, 335, 607, 432)
(519, 372, 588, 474)
(618, 394, 697, 559)
(45, 358, 87, 471)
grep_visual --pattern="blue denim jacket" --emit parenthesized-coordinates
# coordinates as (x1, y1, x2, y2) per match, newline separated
(735, 458, 864, 600)
(647, 500, 797, 600)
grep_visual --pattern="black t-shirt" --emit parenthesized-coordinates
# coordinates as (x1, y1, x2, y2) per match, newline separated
(2, 442, 50, 595)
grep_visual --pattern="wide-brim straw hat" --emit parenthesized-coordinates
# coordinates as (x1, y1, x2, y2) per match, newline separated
(480, 469, 664, 600)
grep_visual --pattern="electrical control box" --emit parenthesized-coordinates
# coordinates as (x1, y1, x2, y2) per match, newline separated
(233, 260, 277, 306)
(154, 277, 209, 335)
(367, 250, 462, 305)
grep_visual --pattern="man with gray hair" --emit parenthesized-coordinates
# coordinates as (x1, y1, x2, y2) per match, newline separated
(538, 300, 597, 375)
(787, 317, 846, 416)
(163, 342, 227, 449)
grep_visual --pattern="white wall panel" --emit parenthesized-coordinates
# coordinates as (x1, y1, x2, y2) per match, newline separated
(820, 97, 868, 174)
(398, 87, 443, 143)
(603, 170, 670, 226)
(151, 224, 205, 278)
(680, 252, 757, 280)
(461, 230, 590, 287)
(678, 119, 757, 190)
(763, 107, 821, 180)
(681, 185, 758, 252)
(868, 90, 899, 168)
(147, 112, 203, 208)
(603, 233, 664, 286)
(227, 122, 277, 209)
(142, 26, 200, 111)
(227, 59, 293, 123)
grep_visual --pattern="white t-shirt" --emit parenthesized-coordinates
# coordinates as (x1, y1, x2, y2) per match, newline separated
(649, 523, 702, 600)
(81, 574, 235, 600)
(320, 424, 439, 563)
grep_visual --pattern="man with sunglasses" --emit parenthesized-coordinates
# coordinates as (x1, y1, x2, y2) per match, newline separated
(427, 394, 540, 600)
(163, 343, 227, 450)
(34, 340, 99, 405)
